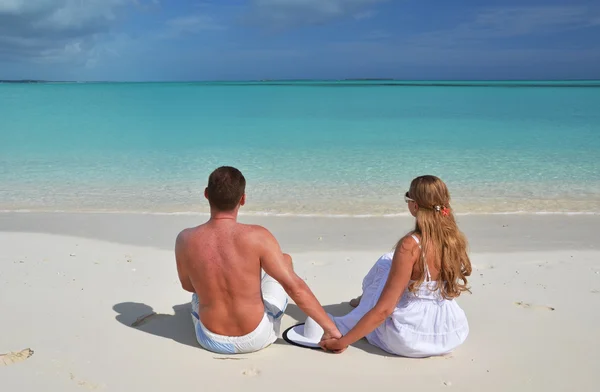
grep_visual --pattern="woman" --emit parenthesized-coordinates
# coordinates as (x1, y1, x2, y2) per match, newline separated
(321, 175, 471, 357)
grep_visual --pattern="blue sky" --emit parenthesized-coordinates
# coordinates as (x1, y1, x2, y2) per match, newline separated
(0, 0, 599, 81)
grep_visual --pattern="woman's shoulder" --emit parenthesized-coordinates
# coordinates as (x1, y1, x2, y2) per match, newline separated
(394, 233, 421, 257)
(399, 232, 420, 246)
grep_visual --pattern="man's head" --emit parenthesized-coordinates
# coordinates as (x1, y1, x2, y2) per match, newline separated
(205, 166, 246, 211)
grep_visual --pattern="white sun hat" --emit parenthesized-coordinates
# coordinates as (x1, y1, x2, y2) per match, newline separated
(282, 317, 324, 349)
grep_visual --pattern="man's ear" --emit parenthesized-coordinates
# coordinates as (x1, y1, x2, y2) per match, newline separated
(204, 188, 209, 200)
(240, 194, 246, 207)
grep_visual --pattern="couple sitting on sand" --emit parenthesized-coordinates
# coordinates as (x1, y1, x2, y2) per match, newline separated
(175, 166, 471, 356)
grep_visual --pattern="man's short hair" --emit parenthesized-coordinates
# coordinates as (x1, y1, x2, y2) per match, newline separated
(206, 166, 246, 211)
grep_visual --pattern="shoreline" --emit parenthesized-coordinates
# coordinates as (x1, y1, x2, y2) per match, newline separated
(1, 211, 599, 252)
(2, 194, 599, 216)
(2, 209, 600, 217)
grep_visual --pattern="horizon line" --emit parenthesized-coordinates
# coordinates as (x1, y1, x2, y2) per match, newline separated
(2, 78, 600, 84)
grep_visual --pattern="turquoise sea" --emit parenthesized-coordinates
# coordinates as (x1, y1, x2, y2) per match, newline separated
(1, 81, 599, 216)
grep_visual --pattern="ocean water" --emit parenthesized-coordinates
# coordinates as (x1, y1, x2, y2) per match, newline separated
(1, 81, 599, 216)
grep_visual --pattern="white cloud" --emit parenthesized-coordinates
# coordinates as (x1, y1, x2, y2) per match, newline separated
(0, 0, 55, 14)
(325, 6, 600, 70)
(1, 0, 125, 31)
(472, 6, 600, 35)
(354, 9, 377, 21)
(412, 6, 600, 48)
(0, 0, 153, 64)
(165, 15, 225, 36)
(364, 29, 390, 40)
(244, 0, 387, 28)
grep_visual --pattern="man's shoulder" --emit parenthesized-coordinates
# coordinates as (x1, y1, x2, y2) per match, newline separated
(176, 224, 206, 244)
(235, 223, 277, 245)
(237, 223, 272, 237)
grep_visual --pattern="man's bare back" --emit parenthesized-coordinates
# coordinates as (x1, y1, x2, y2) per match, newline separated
(175, 166, 340, 353)
(176, 219, 287, 336)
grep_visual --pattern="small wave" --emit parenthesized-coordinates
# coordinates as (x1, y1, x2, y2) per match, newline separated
(1, 209, 599, 217)
(0, 209, 209, 216)
(0, 209, 407, 218)
(457, 211, 600, 216)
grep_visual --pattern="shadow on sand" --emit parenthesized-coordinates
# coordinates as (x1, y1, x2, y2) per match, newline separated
(113, 302, 199, 349)
(113, 301, 393, 357)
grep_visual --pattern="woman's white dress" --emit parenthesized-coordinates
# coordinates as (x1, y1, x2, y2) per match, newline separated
(333, 235, 469, 357)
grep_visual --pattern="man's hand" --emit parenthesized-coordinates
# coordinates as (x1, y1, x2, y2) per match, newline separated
(319, 337, 348, 354)
(320, 327, 346, 353)
(321, 327, 342, 342)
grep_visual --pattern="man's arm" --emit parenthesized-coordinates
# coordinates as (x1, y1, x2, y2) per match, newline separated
(256, 227, 340, 338)
(175, 230, 195, 293)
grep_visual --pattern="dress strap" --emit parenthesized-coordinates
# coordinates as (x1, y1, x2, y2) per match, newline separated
(410, 234, 421, 246)
(423, 258, 432, 282)
(411, 234, 431, 282)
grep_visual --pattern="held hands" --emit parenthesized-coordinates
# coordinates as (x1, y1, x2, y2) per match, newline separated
(320, 327, 342, 341)
(319, 337, 348, 353)
(319, 328, 348, 354)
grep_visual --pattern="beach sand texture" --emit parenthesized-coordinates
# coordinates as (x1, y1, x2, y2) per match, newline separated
(1, 213, 599, 391)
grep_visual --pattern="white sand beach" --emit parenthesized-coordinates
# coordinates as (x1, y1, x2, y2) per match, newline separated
(1, 213, 599, 391)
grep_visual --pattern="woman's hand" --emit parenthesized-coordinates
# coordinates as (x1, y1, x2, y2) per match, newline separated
(321, 327, 342, 342)
(319, 337, 348, 354)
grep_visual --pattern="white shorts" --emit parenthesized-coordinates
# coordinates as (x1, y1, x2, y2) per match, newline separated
(191, 272, 288, 354)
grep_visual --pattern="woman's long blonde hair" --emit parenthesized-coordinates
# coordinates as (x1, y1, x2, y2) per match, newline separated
(403, 175, 472, 299)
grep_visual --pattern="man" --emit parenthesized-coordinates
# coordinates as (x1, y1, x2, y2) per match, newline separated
(175, 166, 341, 354)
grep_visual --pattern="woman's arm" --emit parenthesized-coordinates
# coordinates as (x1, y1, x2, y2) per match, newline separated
(321, 236, 419, 351)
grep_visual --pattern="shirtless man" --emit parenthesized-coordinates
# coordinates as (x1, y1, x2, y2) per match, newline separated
(175, 166, 341, 354)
